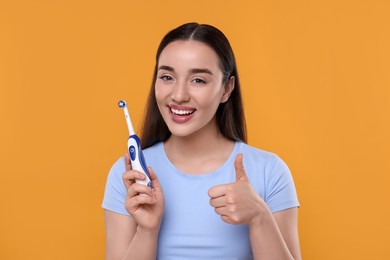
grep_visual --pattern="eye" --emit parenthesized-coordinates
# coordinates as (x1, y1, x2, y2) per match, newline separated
(191, 78, 206, 84)
(159, 75, 173, 81)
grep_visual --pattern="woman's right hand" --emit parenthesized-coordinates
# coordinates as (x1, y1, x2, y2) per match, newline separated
(122, 153, 165, 232)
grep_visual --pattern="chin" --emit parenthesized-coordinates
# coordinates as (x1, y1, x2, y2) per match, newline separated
(165, 123, 200, 138)
(167, 128, 195, 138)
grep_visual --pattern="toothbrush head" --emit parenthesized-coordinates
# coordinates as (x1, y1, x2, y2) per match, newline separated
(118, 100, 127, 108)
(118, 99, 135, 135)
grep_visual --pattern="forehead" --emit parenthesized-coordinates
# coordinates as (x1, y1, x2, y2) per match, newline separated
(158, 40, 221, 70)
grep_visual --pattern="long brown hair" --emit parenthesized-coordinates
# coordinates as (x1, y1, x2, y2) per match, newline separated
(140, 22, 247, 149)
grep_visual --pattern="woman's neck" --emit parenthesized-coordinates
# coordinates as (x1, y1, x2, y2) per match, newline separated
(163, 126, 235, 174)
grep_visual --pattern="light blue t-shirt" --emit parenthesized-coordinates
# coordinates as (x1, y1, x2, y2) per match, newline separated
(102, 141, 299, 259)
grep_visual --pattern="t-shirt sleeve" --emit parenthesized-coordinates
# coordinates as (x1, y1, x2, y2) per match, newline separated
(265, 156, 300, 213)
(101, 157, 130, 216)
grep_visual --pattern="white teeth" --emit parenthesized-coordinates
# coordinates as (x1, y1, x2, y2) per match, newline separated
(171, 108, 194, 115)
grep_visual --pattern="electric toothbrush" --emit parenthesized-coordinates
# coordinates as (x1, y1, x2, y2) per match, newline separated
(118, 100, 152, 188)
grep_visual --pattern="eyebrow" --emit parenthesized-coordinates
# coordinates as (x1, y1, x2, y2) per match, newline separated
(158, 65, 213, 75)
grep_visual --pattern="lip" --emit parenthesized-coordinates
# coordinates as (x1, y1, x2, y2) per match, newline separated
(168, 104, 196, 123)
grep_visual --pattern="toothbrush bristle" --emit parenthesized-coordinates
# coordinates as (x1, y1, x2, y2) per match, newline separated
(118, 100, 126, 108)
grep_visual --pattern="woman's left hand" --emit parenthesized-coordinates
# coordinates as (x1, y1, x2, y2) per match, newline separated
(208, 153, 268, 225)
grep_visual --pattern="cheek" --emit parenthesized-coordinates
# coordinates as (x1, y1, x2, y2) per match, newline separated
(155, 84, 170, 115)
(154, 84, 165, 104)
(198, 88, 224, 107)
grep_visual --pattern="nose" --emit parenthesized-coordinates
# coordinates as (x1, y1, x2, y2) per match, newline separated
(170, 80, 190, 103)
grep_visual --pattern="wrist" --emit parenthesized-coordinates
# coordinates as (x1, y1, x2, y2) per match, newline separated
(249, 205, 273, 230)
(136, 225, 160, 238)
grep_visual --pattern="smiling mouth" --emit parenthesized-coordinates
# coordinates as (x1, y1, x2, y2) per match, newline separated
(170, 107, 196, 115)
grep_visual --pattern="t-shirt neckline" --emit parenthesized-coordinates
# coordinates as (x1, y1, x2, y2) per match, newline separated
(158, 141, 242, 179)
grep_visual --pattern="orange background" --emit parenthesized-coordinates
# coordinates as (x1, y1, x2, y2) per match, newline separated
(1, 0, 389, 259)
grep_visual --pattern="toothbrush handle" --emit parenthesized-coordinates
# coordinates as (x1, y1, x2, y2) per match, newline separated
(127, 135, 153, 188)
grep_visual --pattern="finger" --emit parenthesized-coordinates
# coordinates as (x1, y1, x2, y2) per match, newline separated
(148, 167, 163, 193)
(124, 153, 132, 172)
(208, 184, 230, 198)
(221, 215, 237, 225)
(127, 183, 155, 198)
(209, 196, 227, 208)
(122, 170, 146, 190)
(214, 206, 228, 216)
(234, 153, 247, 181)
(212, 207, 237, 225)
(215, 207, 240, 225)
(126, 193, 157, 213)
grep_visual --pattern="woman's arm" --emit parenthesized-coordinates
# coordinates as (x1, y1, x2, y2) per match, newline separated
(104, 210, 159, 260)
(104, 154, 164, 260)
(249, 207, 301, 260)
(273, 208, 301, 259)
(208, 154, 301, 259)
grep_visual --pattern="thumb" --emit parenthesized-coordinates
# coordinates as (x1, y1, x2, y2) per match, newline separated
(234, 153, 247, 182)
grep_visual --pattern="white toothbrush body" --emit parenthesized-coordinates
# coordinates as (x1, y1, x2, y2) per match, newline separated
(118, 100, 152, 188)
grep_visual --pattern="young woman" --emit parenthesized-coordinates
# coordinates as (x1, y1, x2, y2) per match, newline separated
(102, 22, 301, 260)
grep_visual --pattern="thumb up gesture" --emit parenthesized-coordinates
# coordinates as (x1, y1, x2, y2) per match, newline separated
(208, 153, 267, 225)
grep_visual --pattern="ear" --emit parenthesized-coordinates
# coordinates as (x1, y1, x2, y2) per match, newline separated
(220, 76, 235, 103)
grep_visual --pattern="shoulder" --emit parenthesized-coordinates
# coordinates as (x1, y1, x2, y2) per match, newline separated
(238, 142, 282, 168)
(238, 142, 299, 212)
(109, 156, 126, 176)
(238, 142, 292, 189)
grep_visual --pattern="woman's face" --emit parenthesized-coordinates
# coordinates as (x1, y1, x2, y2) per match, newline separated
(155, 40, 233, 139)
